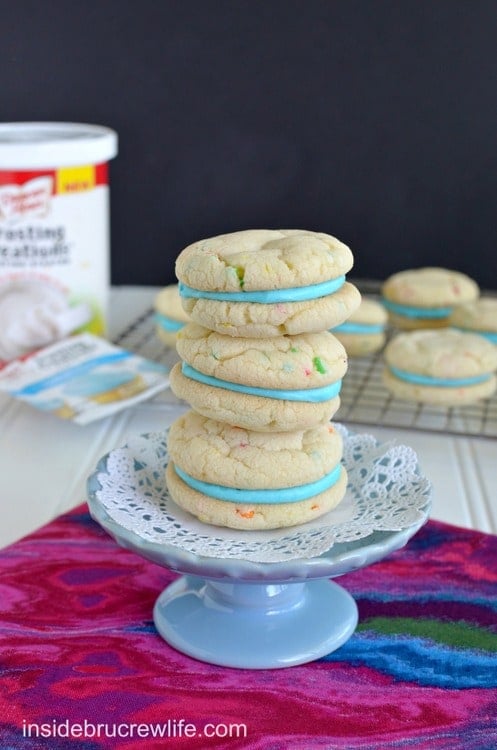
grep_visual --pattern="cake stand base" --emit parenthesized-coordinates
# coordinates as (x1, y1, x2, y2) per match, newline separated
(153, 575, 358, 669)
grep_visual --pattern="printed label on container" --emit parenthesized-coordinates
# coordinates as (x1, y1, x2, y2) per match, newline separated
(0, 333, 169, 424)
(0, 165, 110, 365)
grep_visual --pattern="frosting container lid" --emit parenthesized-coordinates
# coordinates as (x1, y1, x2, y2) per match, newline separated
(0, 122, 118, 169)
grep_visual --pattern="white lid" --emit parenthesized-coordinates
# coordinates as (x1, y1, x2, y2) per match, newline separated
(0, 122, 118, 169)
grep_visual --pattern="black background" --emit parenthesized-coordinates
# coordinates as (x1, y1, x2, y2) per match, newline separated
(3, 0, 497, 288)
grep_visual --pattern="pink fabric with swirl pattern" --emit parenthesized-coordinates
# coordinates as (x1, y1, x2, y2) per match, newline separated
(1, 505, 496, 749)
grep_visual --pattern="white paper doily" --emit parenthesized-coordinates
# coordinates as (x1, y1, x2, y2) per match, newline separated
(90, 425, 432, 563)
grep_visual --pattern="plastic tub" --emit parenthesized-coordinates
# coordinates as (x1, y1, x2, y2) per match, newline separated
(0, 122, 118, 363)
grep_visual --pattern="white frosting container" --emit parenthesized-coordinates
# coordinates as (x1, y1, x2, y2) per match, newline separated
(0, 122, 118, 363)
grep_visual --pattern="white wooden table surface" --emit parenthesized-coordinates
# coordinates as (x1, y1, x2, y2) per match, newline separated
(1, 286, 495, 550)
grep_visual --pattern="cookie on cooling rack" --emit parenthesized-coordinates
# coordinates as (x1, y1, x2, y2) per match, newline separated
(383, 329, 497, 405)
(154, 284, 191, 347)
(331, 296, 387, 356)
(382, 267, 479, 330)
(169, 323, 347, 431)
(448, 297, 497, 346)
(175, 229, 361, 337)
(166, 410, 347, 530)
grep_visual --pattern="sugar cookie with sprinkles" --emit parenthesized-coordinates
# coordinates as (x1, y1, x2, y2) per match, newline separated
(331, 296, 387, 356)
(175, 229, 361, 337)
(169, 322, 347, 431)
(383, 328, 497, 405)
(166, 410, 347, 530)
(154, 284, 191, 347)
(448, 297, 497, 346)
(382, 267, 479, 330)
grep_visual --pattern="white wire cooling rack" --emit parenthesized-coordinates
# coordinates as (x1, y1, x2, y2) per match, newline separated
(114, 300, 497, 441)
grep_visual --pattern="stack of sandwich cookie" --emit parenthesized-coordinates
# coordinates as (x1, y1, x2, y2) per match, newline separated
(382, 267, 479, 330)
(154, 284, 191, 347)
(383, 329, 497, 405)
(167, 228, 361, 530)
(331, 297, 387, 356)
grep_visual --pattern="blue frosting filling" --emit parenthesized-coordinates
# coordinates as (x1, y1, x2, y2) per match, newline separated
(182, 362, 342, 402)
(178, 275, 345, 303)
(332, 322, 385, 334)
(154, 312, 185, 332)
(452, 327, 497, 344)
(476, 330, 497, 343)
(382, 298, 453, 319)
(389, 365, 492, 387)
(173, 462, 343, 504)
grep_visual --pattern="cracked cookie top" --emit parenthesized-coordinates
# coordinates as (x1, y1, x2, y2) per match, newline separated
(175, 229, 354, 292)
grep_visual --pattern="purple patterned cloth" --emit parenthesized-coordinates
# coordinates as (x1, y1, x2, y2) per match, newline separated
(1, 505, 496, 749)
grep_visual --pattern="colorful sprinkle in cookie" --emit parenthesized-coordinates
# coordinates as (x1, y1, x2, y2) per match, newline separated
(175, 229, 361, 337)
(448, 297, 497, 345)
(154, 284, 191, 347)
(331, 296, 387, 356)
(383, 329, 497, 405)
(382, 267, 479, 330)
(166, 410, 347, 529)
(169, 323, 347, 431)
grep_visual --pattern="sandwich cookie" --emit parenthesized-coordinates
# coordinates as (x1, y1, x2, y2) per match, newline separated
(175, 229, 361, 337)
(169, 323, 347, 431)
(166, 410, 347, 530)
(331, 296, 388, 356)
(383, 329, 497, 405)
(154, 284, 191, 347)
(448, 297, 497, 346)
(382, 267, 479, 330)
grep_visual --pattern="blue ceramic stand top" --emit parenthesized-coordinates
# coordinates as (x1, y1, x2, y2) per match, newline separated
(87, 430, 431, 669)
